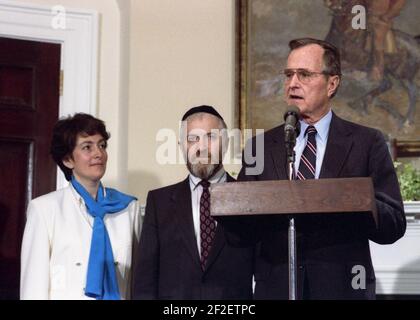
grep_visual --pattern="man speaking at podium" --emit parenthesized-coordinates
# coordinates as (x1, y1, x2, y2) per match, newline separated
(233, 38, 406, 299)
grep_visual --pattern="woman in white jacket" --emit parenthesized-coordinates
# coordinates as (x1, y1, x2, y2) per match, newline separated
(20, 113, 140, 300)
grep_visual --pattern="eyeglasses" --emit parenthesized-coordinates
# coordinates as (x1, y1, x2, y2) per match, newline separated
(283, 68, 332, 84)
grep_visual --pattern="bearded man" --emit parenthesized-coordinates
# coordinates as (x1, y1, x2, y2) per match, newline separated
(132, 105, 255, 300)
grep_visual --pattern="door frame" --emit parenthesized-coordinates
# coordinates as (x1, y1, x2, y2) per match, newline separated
(0, 0, 99, 189)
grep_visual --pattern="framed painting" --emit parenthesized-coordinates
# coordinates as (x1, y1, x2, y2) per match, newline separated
(236, 0, 420, 157)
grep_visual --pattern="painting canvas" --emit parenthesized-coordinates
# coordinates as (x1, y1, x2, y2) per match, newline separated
(237, 0, 420, 154)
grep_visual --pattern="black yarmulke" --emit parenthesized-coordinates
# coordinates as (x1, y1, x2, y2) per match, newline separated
(181, 105, 224, 121)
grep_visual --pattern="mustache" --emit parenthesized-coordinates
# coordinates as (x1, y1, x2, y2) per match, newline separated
(187, 162, 221, 180)
(187, 149, 221, 165)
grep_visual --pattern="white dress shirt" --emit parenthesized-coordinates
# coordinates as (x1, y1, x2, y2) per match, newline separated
(189, 168, 227, 256)
(294, 109, 332, 179)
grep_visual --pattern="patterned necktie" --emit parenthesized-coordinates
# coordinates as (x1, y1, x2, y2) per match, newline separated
(199, 179, 216, 270)
(297, 125, 317, 180)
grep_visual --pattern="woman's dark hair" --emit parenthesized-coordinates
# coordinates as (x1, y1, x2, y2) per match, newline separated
(50, 113, 110, 181)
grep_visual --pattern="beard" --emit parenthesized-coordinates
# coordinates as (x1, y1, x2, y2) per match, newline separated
(186, 149, 223, 180)
(187, 161, 222, 180)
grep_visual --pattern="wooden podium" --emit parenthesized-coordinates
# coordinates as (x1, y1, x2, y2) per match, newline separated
(210, 177, 377, 299)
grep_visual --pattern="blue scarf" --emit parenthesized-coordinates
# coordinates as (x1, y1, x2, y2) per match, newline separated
(71, 176, 137, 300)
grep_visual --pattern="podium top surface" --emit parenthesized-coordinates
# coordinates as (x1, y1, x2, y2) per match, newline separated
(210, 177, 377, 225)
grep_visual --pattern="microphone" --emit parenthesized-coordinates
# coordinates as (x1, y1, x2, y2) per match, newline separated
(284, 106, 301, 143)
(283, 106, 301, 162)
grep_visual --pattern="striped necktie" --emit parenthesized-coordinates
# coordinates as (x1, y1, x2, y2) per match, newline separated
(297, 125, 317, 180)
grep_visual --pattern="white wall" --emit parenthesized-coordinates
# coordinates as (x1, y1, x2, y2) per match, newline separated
(16, 0, 237, 202)
(127, 0, 237, 202)
(25, 0, 127, 190)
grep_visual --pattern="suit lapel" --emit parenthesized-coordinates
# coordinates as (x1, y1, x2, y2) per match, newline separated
(267, 114, 353, 180)
(270, 127, 288, 180)
(225, 173, 235, 183)
(172, 178, 202, 268)
(319, 112, 353, 179)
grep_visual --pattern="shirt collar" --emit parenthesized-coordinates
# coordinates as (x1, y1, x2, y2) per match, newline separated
(298, 109, 332, 143)
(69, 183, 85, 207)
(189, 167, 226, 191)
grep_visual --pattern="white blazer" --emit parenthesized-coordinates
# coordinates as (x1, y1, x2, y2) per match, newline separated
(20, 184, 141, 300)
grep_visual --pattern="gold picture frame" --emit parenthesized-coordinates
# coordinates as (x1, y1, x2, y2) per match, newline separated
(235, 0, 420, 157)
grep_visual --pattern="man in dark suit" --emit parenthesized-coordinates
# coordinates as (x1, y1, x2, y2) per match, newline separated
(231, 38, 406, 299)
(133, 105, 254, 300)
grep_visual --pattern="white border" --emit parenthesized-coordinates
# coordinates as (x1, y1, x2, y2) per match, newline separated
(0, 0, 99, 189)
(371, 205, 420, 295)
(404, 201, 420, 214)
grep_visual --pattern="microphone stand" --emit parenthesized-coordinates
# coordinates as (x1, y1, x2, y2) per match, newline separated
(286, 137, 297, 300)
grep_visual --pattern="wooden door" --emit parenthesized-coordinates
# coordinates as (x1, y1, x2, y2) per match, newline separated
(0, 37, 60, 299)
